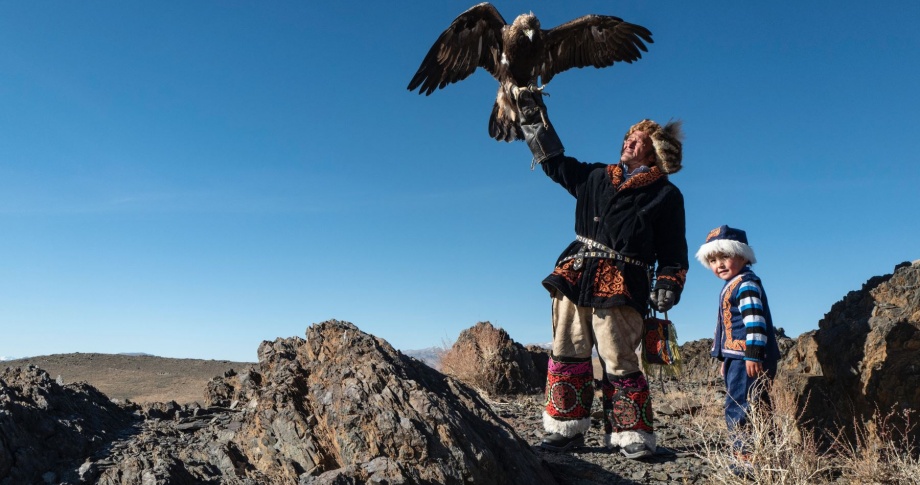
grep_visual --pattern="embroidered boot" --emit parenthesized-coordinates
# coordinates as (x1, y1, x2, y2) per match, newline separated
(541, 355, 593, 451)
(602, 372, 657, 459)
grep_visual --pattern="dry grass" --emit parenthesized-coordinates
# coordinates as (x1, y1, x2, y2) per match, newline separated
(833, 408, 920, 484)
(439, 326, 506, 396)
(675, 376, 919, 484)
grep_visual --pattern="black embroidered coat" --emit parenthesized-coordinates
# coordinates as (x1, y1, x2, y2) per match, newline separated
(540, 155, 689, 315)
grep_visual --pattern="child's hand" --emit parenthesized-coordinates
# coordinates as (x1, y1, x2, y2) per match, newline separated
(746, 360, 763, 377)
(720, 361, 725, 377)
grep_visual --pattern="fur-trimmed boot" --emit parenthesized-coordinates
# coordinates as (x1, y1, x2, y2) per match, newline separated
(602, 372, 657, 459)
(540, 355, 593, 452)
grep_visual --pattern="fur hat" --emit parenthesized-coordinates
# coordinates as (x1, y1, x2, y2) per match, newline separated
(695, 225, 756, 267)
(623, 119, 684, 174)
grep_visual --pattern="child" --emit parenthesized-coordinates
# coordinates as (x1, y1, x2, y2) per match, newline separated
(695, 225, 781, 458)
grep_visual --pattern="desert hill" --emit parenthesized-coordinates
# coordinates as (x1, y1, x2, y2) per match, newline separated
(2, 352, 254, 404)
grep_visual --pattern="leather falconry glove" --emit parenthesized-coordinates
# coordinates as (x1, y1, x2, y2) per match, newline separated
(515, 87, 564, 167)
(650, 288, 675, 313)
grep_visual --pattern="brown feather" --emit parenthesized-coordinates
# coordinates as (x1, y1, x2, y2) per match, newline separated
(541, 15, 653, 84)
(407, 3, 506, 95)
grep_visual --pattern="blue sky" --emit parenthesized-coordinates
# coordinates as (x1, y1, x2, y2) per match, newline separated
(2, 2, 918, 362)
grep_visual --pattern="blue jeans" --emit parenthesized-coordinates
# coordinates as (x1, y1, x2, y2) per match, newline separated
(723, 358, 777, 433)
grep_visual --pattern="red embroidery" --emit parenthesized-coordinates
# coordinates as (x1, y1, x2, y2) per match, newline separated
(545, 358, 594, 420)
(721, 278, 746, 352)
(607, 165, 664, 191)
(706, 227, 721, 242)
(602, 375, 654, 433)
(552, 259, 582, 286)
(593, 259, 630, 298)
(658, 269, 687, 288)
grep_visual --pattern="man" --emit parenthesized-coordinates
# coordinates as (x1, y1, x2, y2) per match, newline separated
(516, 89, 688, 459)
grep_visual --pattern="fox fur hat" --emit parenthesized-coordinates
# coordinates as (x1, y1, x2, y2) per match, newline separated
(623, 119, 684, 174)
(695, 225, 757, 267)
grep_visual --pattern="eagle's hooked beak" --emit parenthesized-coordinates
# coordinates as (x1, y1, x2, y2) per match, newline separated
(524, 29, 534, 41)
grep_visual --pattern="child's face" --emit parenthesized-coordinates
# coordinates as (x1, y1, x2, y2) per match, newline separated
(707, 253, 748, 281)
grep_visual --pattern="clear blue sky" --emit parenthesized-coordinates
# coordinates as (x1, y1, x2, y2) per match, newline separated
(2, 2, 918, 362)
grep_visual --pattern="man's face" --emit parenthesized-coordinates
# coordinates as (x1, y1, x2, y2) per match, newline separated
(620, 131, 654, 170)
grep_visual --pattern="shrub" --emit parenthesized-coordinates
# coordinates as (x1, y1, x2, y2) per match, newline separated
(689, 377, 834, 484)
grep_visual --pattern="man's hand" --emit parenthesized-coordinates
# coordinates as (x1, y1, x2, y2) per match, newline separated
(649, 288, 675, 312)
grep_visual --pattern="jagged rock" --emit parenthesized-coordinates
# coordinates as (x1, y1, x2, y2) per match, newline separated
(0, 365, 136, 484)
(526, 344, 550, 384)
(204, 368, 261, 408)
(440, 321, 544, 395)
(779, 261, 920, 445)
(140, 400, 182, 420)
(1, 321, 560, 484)
(671, 338, 719, 384)
(232, 320, 557, 484)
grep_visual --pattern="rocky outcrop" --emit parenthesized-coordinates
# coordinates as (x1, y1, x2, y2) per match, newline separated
(232, 320, 556, 484)
(1, 321, 558, 484)
(204, 368, 261, 408)
(525, 344, 551, 383)
(671, 338, 719, 384)
(440, 321, 545, 395)
(0, 365, 136, 484)
(779, 261, 920, 445)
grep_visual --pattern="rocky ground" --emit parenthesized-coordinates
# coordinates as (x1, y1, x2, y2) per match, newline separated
(487, 381, 720, 485)
(2, 337, 720, 484)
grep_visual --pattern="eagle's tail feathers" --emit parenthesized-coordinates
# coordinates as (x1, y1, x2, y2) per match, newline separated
(489, 102, 523, 142)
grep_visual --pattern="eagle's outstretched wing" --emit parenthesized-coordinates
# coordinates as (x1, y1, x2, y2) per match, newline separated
(407, 3, 507, 95)
(540, 15, 653, 85)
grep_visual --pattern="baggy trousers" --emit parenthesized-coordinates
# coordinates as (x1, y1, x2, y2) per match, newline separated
(543, 291, 654, 446)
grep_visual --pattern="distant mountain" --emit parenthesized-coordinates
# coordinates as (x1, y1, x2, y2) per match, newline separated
(402, 342, 554, 370)
(401, 347, 442, 369)
(0, 356, 16, 361)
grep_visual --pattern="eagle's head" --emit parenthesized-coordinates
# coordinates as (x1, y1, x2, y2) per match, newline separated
(513, 13, 541, 41)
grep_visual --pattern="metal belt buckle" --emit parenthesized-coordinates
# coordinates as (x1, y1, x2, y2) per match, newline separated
(572, 246, 586, 270)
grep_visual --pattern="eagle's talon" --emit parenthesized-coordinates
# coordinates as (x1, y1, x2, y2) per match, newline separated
(526, 83, 549, 97)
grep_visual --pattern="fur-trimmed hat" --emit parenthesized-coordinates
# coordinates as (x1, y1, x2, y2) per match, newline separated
(623, 119, 684, 174)
(695, 225, 757, 267)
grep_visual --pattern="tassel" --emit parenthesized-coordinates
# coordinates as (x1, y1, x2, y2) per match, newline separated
(641, 317, 683, 378)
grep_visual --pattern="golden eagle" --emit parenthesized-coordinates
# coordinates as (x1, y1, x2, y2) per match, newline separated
(407, 3, 654, 142)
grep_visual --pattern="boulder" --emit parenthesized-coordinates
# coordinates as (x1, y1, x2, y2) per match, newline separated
(204, 368, 261, 408)
(672, 338, 719, 384)
(525, 344, 551, 383)
(440, 321, 545, 395)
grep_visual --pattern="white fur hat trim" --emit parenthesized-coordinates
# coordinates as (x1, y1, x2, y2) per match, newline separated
(695, 239, 756, 268)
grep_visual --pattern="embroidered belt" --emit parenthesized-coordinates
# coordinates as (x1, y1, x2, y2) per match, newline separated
(559, 235, 650, 271)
